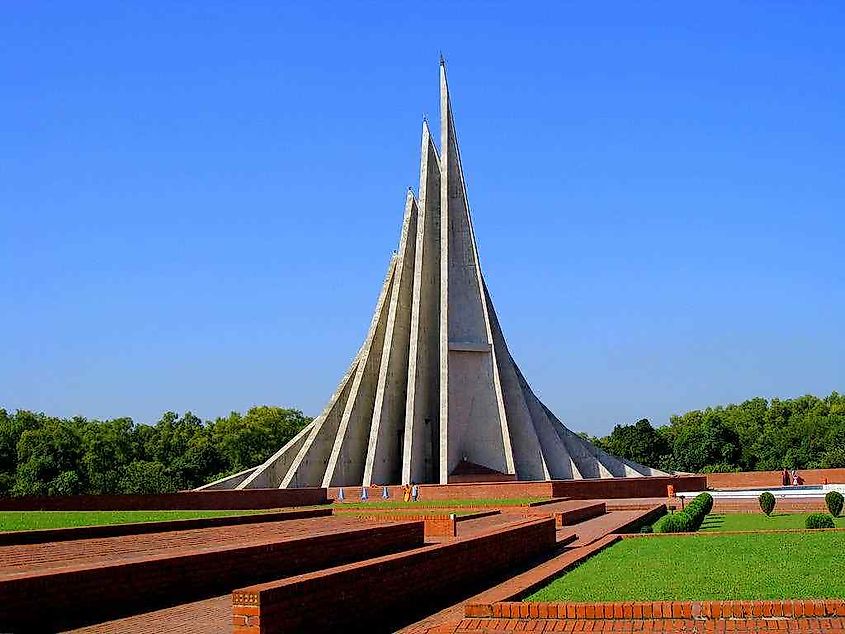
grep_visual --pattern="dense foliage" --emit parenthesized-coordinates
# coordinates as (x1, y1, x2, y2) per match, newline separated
(1, 390, 842, 497)
(826, 491, 844, 518)
(0, 407, 310, 497)
(805, 513, 835, 529)
(594, 392, 845, 473)
(759, 491, 776, 516)
(653, 510, 691, 533)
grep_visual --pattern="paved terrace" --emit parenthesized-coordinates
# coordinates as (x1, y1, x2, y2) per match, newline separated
(0, 516, 372, 577)
(0, 500, 659, 632)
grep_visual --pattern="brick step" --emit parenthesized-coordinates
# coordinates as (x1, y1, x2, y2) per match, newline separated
(0, 519, 424, 632)
(232, 518, 558, 633)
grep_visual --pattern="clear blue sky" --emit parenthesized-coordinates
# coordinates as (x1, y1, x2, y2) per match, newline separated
(2, 3, 843, 435)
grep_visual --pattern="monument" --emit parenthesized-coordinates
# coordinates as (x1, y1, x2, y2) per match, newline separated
(203, 62, 666, 489)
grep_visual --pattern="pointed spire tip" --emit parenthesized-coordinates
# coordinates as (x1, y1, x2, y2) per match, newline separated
(439, 52, 446, 67)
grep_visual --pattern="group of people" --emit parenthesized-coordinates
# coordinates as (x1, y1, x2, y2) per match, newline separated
(782, 467, 803, 486)
(337, 482, 420, 503)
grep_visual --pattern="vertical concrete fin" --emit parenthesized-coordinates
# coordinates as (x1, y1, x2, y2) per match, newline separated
(235, 420, 315, 489)
(439, 62, 512, 482)
(485, 283, 547, 480)
(278, 356, 359, 488)
(403, 120, 442, 485)
(510, 362, 581, 480)
(322, 257, 398, 487)
(364, 192, 419, 485)
(198, 466, 258, 491)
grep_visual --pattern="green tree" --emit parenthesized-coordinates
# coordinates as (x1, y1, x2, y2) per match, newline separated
(118, 460, 178, 494)
(601, 419, 669, 468)
(13, 417, 85, 496)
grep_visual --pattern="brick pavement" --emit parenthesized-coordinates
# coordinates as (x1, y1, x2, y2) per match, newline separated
(0, 515, 375, 577)
(68, 595, 231, 634)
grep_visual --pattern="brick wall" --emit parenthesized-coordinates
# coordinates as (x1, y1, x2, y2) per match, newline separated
(551, 475, 706, 499)
(232, 518, 557, 633)
(328, 476, 705, 503)
(706, 468, 845, 489)
(0, 487, 327, 511)
(329, 481, 557, 502)
(0, 521, 423, 632)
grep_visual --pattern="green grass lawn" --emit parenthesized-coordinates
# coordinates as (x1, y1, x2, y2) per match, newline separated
(0, 509, 271, 532)
(526, 532, 845, 602)
(331, 497, 548, 509)
(700, 512, 845, 532)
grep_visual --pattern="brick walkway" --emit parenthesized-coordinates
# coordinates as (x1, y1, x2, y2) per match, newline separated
(457, 513, 524, 536)
(564, 508, 659, 547)
(69, 595, 231, 634)
(0, 515, 375, 577)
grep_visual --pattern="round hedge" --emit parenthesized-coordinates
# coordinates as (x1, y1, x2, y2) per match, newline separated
(825, 491, 843, 518)
(805, 512, 835, 529)
(759, 491, 776, 516)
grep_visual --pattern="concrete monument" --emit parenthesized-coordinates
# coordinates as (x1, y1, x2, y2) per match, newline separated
(202, 63, 666, 489)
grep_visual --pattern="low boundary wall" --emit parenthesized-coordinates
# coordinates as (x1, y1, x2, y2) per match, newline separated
(552, 475, 706, 499)
(706, 468, 845, 489)
(328, 476, 704, 503)
(0, 487, 327, 511)
(232, 517, 557, 633)
(472, 598, 845, 621)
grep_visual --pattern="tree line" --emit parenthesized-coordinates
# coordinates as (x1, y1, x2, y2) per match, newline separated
(591, 392, 845, 474)
(1, 391, 842, 497)
(0, 407, 310, 496)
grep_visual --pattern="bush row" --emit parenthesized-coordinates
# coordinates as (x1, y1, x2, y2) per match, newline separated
(653, 492, 713, 533)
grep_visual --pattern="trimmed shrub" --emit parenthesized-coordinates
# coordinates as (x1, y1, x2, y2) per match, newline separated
(654, 511, 692, 533)
(825, 491, 844, 518)
(805, 513, 835, 529)
(682, 492, 713, 531)
(759, 491, 776, 516)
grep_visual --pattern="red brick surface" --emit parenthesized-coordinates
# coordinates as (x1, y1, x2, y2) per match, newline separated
(551, 476, 706, 500)
(232, 518, 557, 633)
(706, 468, 845, 489)
(69, 595, 231, 634)
(0, 517, 422, 631)
(328, 476, 705, 503)
(342, 512, 458, 537)
(0, 487, 327, 511)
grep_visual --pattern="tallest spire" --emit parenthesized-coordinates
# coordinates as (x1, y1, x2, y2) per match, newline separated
(198, 64, 668, 492)
(438, 61, 515, 482)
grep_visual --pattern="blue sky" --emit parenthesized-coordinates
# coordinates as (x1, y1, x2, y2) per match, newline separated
(1, 3, 843, 435)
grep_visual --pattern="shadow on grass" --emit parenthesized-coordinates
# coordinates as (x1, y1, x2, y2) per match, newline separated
(699, 514, 725, 530)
